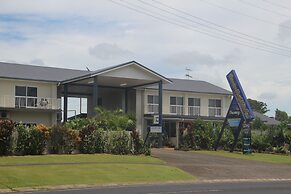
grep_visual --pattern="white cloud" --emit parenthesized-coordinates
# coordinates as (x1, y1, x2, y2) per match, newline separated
(89, 43, 133, 60)
(1, 0, 291, 115)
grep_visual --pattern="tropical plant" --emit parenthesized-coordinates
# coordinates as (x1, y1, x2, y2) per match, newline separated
(48, 125, 79, 154)
(0, 119, 14, 155)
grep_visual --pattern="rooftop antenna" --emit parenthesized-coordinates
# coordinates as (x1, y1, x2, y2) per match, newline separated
(86, 67, 91, 71)
(185, 67, 192, 79)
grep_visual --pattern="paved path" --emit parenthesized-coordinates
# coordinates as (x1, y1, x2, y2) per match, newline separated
(17, 181, 291, 194)
(151, 149, 291, 180)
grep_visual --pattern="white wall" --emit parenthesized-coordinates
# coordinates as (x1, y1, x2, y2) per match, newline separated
(10, 111, 56, 126)
(0, 78, 58, 108)
(143, 89, 232, 117)
(0, 78, 59, 126)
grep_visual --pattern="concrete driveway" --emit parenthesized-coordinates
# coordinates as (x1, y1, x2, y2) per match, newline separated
(152, 149, 291, 180)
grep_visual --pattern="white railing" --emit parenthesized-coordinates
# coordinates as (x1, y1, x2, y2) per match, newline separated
(170, 105, 184, 115)
(208, 107, 222, 117)
(0, 95, 61, 110)
(147, 104, 159, 114)
(188, 106, 200, 116)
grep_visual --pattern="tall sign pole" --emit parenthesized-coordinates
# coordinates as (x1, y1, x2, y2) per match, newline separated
(215, 70, 254, 154)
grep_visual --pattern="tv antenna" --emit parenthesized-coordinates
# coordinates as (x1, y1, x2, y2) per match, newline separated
(185, 67, 192, 79)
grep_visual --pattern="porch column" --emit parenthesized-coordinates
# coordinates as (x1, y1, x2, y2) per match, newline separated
(158, 80, 163, 147)
(125, 88, 128, 113)
(63, 84, 68, 122)
(92, 76, 98, 116)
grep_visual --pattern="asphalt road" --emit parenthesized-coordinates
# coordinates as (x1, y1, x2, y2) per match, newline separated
(18, 181, 291, 194)
(151, 149, 291, 180)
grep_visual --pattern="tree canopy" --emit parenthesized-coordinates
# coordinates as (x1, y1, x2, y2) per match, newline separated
(247, 98, 269, 114)
(275, 109, 288, 123)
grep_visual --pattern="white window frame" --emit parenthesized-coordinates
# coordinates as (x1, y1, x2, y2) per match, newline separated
(208, 99, 222, 117)
(147, 95, 159, 114)
(15, 85, 38, 108)
(170, 96, 184, 115)
(188, 97, 200, 116)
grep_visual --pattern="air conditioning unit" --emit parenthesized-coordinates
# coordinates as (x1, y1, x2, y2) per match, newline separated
(0, 111, 8, 118)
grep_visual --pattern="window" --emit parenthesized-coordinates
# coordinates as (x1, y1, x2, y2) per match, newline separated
(147, 95, 159, 113)
(208, 99, 222, 117)
(188, 98, 200, 116)
(164, 121, 176, 138)
(15, 86, 37, 108)
(170, 96, 183, 115)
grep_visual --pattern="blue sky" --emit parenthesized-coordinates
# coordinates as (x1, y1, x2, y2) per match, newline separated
(1, 0, 291, 116)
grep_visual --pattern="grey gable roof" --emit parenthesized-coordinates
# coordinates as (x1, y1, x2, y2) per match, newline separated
(61, 60, 172, 84)
(146, 78, 232, 95)
(253, 111, 280, 126)
(0, 62, 89, 82)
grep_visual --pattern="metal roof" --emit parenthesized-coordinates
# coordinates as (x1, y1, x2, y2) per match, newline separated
(61, 61, 172, 84)
(0, 62, 89, 82)
(146, 78, 232, 95)
(253, 111, 280, 126)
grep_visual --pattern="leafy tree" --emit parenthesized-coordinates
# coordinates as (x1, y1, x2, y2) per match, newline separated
(275, 109, 288, 122)
(248, 98, 269, 114)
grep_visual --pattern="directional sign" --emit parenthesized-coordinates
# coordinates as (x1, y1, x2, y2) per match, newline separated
(215, 70, 254, 154)
(150, 126, 162, 133)
(226, 70, 254, 122)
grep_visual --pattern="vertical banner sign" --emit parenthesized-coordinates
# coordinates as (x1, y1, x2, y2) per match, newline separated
(226, 70, 254, 154)
(226, 70, 254, 122)
(215, 70, 254, 154)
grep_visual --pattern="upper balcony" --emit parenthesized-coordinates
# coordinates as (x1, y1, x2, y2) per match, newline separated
(0, 95, 61, 110)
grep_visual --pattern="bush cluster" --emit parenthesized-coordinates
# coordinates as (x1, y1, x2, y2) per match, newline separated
(0, 120, 14, 155)
(179, 119, 291, 154)
(14, 124, 48, 155)
(0, 108, 149, 156)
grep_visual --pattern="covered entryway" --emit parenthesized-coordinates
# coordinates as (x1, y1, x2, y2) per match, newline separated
(58, 61, 171, 135)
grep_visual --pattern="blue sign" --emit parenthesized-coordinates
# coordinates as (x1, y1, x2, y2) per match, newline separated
(227, 118, 241, 127)
(227, 99, 242, 127)
(226, 70, 254, 121)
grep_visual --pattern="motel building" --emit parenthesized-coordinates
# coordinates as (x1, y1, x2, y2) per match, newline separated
(0, 61, 232, 146)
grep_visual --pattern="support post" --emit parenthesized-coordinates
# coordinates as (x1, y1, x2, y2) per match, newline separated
(92, 76, 98, 116)
(63, 84, 68, 123)
(125, 88, 128, 113)
(158, 80, 163, 148)
(214, 98, 235, 150)
(230, 118, 244, 152)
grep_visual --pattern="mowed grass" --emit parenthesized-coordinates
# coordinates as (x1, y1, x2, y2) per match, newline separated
(195, 150, 291, 164)
(0, 154, 164, 165)
(0, 155, 194, 189)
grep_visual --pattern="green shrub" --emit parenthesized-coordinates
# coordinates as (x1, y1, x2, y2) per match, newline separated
(28, 125, 48, 155)
(15, 124, 48, 155)
(95, 107, 136, 131)
(0, 119, 14, 156)
(193, 119, 214, 150)
(79, 124, 104, 154)
(64, 118, 93, 131)
(251, 133, 272, 153)
(15, 124, 30, 155)
(105, 131, 130, 155)
(130, 129, 150, 155)
(48, 125, 78, 154)
(180, 134, 196, 151)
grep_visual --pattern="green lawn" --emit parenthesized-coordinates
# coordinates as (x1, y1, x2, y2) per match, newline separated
(0, 154, 164, 165)
(0, 154, 193, 190)
(195, 150, 291, 164)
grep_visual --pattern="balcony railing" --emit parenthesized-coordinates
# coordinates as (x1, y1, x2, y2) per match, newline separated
(208, 107, 222, 117)
(0, 95, 61, 110)
(170, 105, 184, 115)
(188, 106, 200, 116)
(147, 104, 159, 114)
